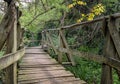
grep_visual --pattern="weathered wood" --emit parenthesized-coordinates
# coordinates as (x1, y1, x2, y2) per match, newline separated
(44, 13, 120, 31)
(108, 17, 120, 58)
(35, 80, 86, 84)
(0, 0, 16, 50)
(45, 31, 51, 53)
(0, 48, 25, 70)
(101, 19, 115, 84)
(12, 7, 18, 84)
(57, 32, 63, 63)
(18, 77, 80, 84)
(59, 29, 75, 66)
(19, 67, 65, 72)
(108, 17, 120, 79)
(17, 26, 24, 50)
(18, 47, 86, 84)
(46, 31, 58, 55)
(3, 1, 17, 83)
(101, 64, 113, 84)
(41, 14, 120, 83)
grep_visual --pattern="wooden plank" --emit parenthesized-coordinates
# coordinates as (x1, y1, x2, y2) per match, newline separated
(20, 58, 57, 63)
(35, 80, 86, 84)
(25, 52, 46, 54)
(18, 48, 86, 84)
(19, 67, 65, 71)
(18, 77, 81, 84)
(25, 48, 44, 53)
(18, 69, 71, 75)
(26, 46, 42, 48)
(20, 63, 59, 65)
(18, 71, 74, 81)
(23, 53, 50, 57)
(20, 59, 58, 65)
(19, 64, 62, 68)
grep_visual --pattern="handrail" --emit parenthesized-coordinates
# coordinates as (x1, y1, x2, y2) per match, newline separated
(42, 13, 120, 32)
(41, 13, 120, 84)
(0, 48, 25, 70)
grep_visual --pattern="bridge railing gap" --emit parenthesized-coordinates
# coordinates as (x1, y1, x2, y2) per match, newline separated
(41, 13, 120, 84)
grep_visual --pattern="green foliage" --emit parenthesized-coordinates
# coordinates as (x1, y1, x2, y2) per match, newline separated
(103, 0, 120, 14)
(67, 37, 76, 45)
(19, 0, 68, 33)
(0, 51, 4, 57)
(65, 57, 101, 84)
(113, 70, 120, 84)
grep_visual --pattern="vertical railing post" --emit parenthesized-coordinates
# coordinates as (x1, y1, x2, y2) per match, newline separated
(101, 18, 114, 84)
(41, 31, 48, 51)
(12, 6, 17, 84)
(41, 31, 44, 48)
(44, 30, 51, 53)
(4, 1, 18, 84)
(46, 31, 58, 55)
(57, 29, 63, 63)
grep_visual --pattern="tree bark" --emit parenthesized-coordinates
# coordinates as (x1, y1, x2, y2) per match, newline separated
(0, 0, 16, 50)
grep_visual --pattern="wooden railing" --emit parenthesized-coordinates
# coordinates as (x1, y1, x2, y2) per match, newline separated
(0, 48, 25, 70)
(0, 1, 25, 84)
(41, 13, 120, 84)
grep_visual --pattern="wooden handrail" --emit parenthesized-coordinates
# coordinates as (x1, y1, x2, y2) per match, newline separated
(0, 48, 25, 70)
(41, 13, 120, 84)
(42, 13, 120, 32)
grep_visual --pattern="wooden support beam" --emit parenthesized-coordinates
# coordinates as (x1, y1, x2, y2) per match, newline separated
(108, 17, 120, 79)
(57, 32, 63, 63)
(59, 29, 75, 66)
(101, 18, 114, 84)
(108, 16, 120, 58)
(46, 31, 58, 55)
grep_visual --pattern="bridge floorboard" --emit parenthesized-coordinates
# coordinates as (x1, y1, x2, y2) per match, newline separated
(18, 46, 86, 84)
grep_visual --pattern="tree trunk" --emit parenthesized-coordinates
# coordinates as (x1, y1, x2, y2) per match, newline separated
(0, 0, 16, 50)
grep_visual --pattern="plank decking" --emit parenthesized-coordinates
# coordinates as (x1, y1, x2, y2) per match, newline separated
(18, 47, 86, 84)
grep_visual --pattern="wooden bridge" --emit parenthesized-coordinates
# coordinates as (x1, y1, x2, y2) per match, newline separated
(0, 1, 120, 84)
(18, 47, 86, 84)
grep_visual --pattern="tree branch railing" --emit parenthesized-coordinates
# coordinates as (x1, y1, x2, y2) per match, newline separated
(41, 13, 120, 84)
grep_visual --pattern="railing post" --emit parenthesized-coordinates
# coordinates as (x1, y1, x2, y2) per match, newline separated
(44, 31, 51, 53)
(13, 7, 17, 84)
(4, 1, 18, 84)
(41, 31, 44, 48)
(57, 29, 63, 63)
(101, 18, 114, 84)
(46, 31, 58, 55)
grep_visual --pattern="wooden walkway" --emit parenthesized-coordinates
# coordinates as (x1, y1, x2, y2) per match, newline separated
(18, 47, 86, 84)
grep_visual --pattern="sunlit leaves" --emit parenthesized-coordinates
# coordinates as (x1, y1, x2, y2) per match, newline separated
(92, 4, 105, 15)
(68, 0, 86, 8)
(68, 0, 105, 23)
